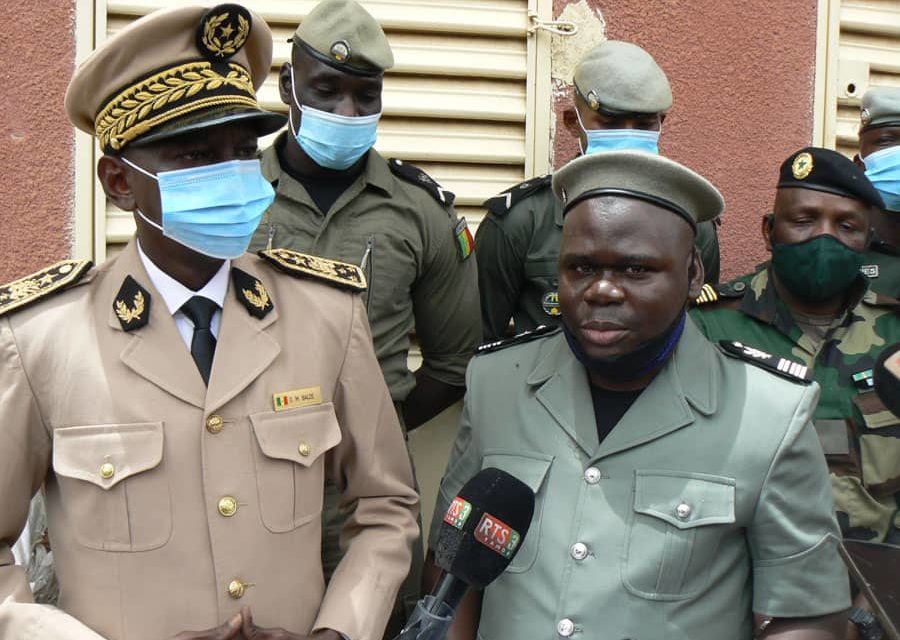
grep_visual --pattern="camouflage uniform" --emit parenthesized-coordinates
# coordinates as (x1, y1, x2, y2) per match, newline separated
(691, 268, 900, 543)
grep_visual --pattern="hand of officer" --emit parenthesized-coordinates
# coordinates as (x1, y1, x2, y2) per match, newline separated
(240, 606, 342, 640)
(169, 612, 243, 640)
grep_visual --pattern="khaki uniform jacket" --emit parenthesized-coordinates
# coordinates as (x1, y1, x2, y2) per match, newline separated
(430, 320, 849, 640)
(249, 138, 482, 402)
(0, 241, 419, 640)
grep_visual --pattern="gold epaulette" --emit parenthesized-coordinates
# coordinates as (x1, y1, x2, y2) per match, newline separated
(0, 259, 93, 317)
(258, 249, 367, 292)
(694, 283, 719, 305)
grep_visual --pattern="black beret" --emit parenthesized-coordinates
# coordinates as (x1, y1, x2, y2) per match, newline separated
(777, 146, 884, 210)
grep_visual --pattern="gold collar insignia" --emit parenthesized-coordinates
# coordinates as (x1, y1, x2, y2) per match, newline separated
(232, 267, 274, 319)
(113, 275, 151, 331)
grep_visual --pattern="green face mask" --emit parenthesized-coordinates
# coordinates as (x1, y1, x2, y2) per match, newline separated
(770, 234, 863, 302)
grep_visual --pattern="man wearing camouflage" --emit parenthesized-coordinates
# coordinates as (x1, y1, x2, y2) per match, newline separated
(692, 147, 900, 640)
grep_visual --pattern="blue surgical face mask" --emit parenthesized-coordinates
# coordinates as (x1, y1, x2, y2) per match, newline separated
(289, 66, 381, 170)
(576, 108, 661, 155)
(863, 145, 900, 212)
(123, 157, 274, 259)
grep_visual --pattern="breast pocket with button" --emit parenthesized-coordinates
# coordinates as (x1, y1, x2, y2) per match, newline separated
(250, 402, 343, 533)
(623, 470, 736, 600)
(481, 450, 553, 573)
(52, 422, 170, 552)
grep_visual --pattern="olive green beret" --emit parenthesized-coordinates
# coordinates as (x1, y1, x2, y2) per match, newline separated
(291, 0, 394, 76)
(65, 3, 285, 153)
(860, 87, 900, 132)
(551, 151, 724, 227)
(573, 40, 673, 115)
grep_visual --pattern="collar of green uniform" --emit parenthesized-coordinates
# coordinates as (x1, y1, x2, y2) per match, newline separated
(740, 266, 871, 335)
(526, 316, 717, 417)
(263, 132, 394, 201)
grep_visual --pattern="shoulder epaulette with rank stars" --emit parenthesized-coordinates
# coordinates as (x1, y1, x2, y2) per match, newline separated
(693, 280, 749, 306)
(388, 159, 456, 207)
(476, 324, 560, 355)
(0, 259, 93, 318)
(718, 340, 813, 384)
(482, 175, 552, 217)
(258, 248, 366, 292)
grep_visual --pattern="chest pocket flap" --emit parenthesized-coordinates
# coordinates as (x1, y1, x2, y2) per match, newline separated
(250, 403, 342, 467)
(634, 470, 735, 529)
(53, 422, 163, 490)
(482, 450, 553, 573)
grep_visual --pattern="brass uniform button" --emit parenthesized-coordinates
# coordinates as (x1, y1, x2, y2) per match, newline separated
(227, 579, 245, 599)
(298, 442, 311, 457)
(217, 496, 238, 517)
(99, 462, 115, 480)
(206, 414, 224, 434)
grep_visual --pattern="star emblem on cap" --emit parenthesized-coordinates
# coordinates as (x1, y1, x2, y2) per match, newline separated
(792, 152, 814, 180)
(196, 4, 252, 60)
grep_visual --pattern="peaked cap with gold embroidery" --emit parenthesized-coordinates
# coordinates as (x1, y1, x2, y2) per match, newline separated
(66, 3, 285, 153)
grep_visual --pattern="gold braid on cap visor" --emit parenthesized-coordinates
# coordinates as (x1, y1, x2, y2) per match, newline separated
(94, 61, 258, 152)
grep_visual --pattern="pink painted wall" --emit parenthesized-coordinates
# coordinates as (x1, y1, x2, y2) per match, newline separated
(552, 0, 819, 280)
(0, 0, 76, 283)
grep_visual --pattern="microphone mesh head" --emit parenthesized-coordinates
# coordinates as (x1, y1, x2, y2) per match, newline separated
(434, 467, 536, 588)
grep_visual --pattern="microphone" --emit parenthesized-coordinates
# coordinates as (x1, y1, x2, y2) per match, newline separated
(396, 467, 536, 640)
(874, 343, 900, 416)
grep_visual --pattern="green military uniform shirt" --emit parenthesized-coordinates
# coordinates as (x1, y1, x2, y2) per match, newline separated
(862, 233, 900, 297)
(476, 177, 722, 340)
(250, 135, 482, 402)
(430, 319, 849, 640)
(692, 268, 900, 543)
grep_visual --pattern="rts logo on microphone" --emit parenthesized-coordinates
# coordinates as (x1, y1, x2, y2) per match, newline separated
(443, 496, 473, 530)
(474, 513, 522, 559)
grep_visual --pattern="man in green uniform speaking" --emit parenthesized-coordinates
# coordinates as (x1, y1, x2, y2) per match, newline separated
(856, 87, 900, 297)
(426, 151, 850, 639)
(475, 40, 721, 340)
(248, 0, 481, 428)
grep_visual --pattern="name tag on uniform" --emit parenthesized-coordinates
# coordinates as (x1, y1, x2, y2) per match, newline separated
(273, 386, 321, 412)
(861, 264, 879, 279)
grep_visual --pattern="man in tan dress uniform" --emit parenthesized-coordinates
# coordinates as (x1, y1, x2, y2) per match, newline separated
(0, 5, 418, 640)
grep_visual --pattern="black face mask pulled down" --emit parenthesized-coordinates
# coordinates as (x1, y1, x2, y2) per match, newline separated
(562, 311, 686, 382)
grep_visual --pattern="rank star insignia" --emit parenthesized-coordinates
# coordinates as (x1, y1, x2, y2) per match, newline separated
(232, 268, 274, 319)
(792, 152, 814, 180)
(113, 275, 151, 331)
(0, 259, 93, 317)
(196, 4, 252, 60)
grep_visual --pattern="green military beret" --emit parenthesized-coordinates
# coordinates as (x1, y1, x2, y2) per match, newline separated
(573, 40, 672, 116)
(551, 151, 724, 228)
(291, 0, 394, 76)
(777, 147, 884, 210)
(860, 87, 900, 132)
(66, 3, 285, 153)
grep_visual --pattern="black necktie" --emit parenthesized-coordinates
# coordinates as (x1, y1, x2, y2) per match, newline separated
(180, 296, 218, 385)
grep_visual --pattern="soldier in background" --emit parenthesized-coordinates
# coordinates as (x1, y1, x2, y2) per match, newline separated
(476, 40, 721, 340)
(247, 0, 482, 632)
(692, 147, 900, 640)
(856, 87, 900, 297)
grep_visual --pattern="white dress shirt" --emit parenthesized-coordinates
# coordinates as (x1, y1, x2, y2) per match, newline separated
(137, 242, 229, 350)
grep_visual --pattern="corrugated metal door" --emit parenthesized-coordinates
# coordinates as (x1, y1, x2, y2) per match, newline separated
(86, 0, 553, 258)
(822, 0, 900, 157)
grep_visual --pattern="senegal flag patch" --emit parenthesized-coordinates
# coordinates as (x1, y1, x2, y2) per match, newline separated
(455, 217, 474, 260)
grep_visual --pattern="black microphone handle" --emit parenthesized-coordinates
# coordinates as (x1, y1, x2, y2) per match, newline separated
(427, 572, 470, 615)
